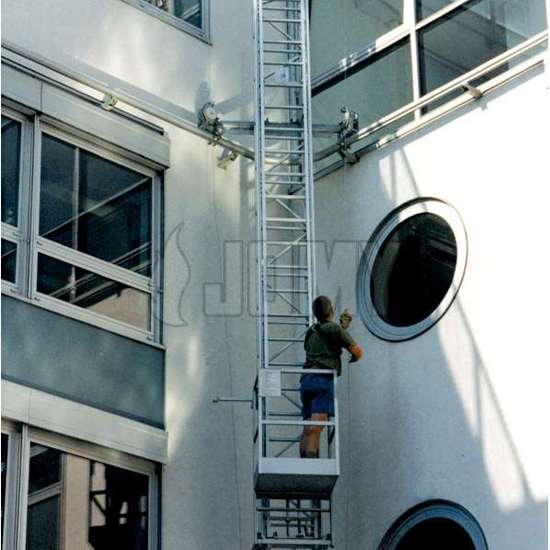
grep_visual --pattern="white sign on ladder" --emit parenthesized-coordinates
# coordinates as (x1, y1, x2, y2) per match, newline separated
(259, 369, 282, 397)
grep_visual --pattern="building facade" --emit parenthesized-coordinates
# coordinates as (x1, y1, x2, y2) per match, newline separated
(1, 0, 548, 549)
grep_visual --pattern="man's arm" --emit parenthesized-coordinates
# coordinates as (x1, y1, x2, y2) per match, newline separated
(348, 343, 363, 362)
(336, 322, 364, 363)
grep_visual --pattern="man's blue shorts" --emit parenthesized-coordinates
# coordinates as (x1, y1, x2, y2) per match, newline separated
(300, 373, 334, 419)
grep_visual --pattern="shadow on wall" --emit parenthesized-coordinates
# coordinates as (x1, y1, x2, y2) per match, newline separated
(316, 136, 547, 550)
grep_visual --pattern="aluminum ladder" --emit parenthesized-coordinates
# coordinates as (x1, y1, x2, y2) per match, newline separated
(253, 0, 337, 548)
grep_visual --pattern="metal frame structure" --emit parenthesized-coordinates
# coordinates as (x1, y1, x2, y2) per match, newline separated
(252, 1, 339, 547)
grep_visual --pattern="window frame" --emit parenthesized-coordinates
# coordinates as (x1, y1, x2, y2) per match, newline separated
(1, 105, 164, 346)
(1, 108, 34, 298)
(119, 0, 211, 43)
(357, 199, 468, 341)
(311, 0, 547, 167)
(1, 420, 159, 550)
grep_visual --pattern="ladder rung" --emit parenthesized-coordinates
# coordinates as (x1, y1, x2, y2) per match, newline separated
(264, 18, 301, 23)
(266, 315, 308, 319)
(256, 512, 331, 513)
(265, 126, 303, 132)
(266, 194, 305, 200)
(265, 132, 304, 137)
(263, 39, 301, 44)
(266, 217, 306, 223)
(265, 105, 304, 111)
(257, 538, 331, 547)
(267, 319, 309, 325)
(264, 61, 303, 66)
(266, 241, 307, 246)
(269, 362, 307, 367)
(267, 288, 309, 294)
(268, 337, 304, 342)
(263, 49, 303, 54)
(265, 185, 306, 191)
(264, 180, 305, 186)
(266, 265, 308, 269)
(266, 171, 305, 176)
(265, 83, 303, 88)
(267, 227, 307, 233)
(263, 7, 301, 12)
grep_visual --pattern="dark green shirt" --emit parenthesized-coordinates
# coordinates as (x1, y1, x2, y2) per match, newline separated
(304, 321, 356, 376)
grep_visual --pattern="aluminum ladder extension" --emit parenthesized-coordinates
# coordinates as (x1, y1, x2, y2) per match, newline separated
(253, 0, 334, 548)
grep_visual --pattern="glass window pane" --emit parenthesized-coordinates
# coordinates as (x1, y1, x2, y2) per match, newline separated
(1, 240, 17, 283)
(40, 135, 152, 277)
(419, 0, 548, 104)
(27, 496, 60, 550)
(174, 0, 201, 28)
(89, 462, 149, 549)
(416, 0, 455, 20)
(313, 40, 413, 168)
(37, 254, 151, 331)
(371, 213, 457, 326)
(26, 443, 149, 550)
(311, 0, 404, 74)
(1, 116, 22, 227)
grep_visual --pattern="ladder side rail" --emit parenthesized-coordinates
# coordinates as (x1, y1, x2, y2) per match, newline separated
(300, 0, 316, 325)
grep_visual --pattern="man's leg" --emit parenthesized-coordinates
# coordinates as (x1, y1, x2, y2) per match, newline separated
(303, 412, 328, 457)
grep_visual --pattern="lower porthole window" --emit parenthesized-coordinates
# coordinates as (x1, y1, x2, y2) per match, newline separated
(378, 500, 488, 550)
(357, 199, 467, 341)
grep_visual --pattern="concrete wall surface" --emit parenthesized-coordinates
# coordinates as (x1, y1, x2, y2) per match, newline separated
(314, 67, 549, 549)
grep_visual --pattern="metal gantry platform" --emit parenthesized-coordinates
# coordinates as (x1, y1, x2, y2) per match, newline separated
(253, 0, 339, 548)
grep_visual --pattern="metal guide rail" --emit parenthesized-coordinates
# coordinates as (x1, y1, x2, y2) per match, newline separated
(253, 0, 338, 547)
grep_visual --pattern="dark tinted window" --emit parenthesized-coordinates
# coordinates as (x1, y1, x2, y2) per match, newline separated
(396, 518, 475, 550)
(371, 213, 457, 326)
(1, 116, 22, 226)
(1, 240, 17, 283)
(40, 135, 152, 276)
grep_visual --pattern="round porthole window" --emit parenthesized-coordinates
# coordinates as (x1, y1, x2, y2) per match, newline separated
(378, 500, 488, 550)
(357, 199, 467, 341)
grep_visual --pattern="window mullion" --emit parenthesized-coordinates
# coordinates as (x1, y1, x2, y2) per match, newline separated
(27, 117, 42, 303)
(15, 425, 30, 550)
(35, 239, 152, 292)
(406, 0, 423, 119)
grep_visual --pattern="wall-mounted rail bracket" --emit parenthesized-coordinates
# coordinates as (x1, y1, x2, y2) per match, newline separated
(100, 94, 118, 111)
(217, 148, 239, 169)
(213, 396, 254, 408)
(462, 82, 483, 99)
(337, 107, 360, 164)
(198, 101, 225, 143)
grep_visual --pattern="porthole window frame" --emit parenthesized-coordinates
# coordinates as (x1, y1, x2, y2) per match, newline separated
(357, 198, 467, 341)
(378, 499, 488, 550)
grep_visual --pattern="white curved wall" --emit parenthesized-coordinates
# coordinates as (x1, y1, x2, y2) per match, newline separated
(315, 67, 549, 549)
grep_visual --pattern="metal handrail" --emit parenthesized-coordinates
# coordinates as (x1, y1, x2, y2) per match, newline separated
(1, 40, 256, 161)
(313, 31, 548, 163)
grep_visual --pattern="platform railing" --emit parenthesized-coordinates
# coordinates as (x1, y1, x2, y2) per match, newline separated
(254, 368, 339, 464)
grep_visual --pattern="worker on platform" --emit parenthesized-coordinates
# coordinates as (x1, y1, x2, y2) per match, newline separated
(299, 295, 363, 459)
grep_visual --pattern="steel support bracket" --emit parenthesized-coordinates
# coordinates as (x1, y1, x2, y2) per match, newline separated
(462, 82, 483, 99)
(100, 94, 118, 111)
(217, 148, 239, 169)
(198, 101, 225, 143)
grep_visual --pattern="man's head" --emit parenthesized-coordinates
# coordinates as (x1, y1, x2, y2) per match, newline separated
(312, 295, 334, 323)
